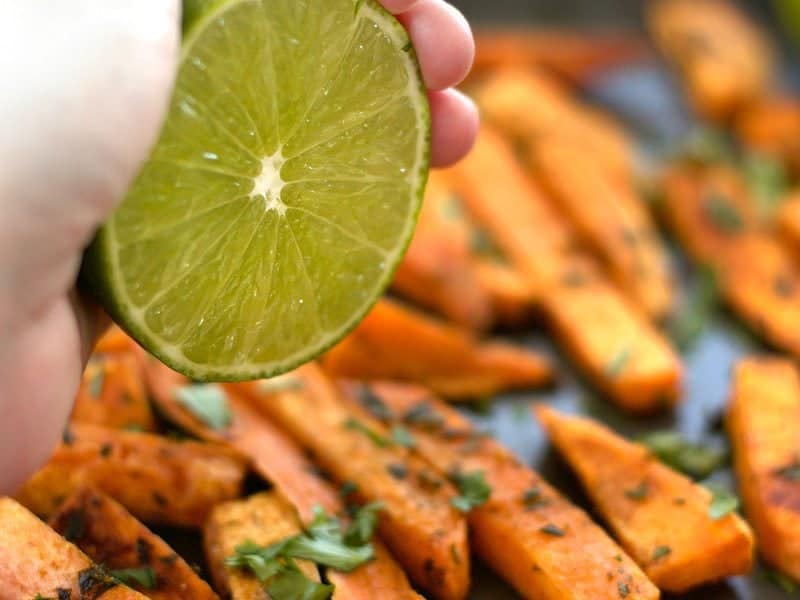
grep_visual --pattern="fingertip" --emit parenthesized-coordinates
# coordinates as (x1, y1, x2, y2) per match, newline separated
(398, 0, 475, 91)
(378, 0, 419, 14)
(429, 89, 479, 168)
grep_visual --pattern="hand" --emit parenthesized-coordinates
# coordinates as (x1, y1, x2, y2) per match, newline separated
(0, 0, 477, 494)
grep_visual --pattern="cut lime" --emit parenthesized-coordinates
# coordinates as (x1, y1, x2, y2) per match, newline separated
(82, 0, 429, 381)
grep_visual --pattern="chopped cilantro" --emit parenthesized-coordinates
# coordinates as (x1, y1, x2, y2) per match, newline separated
(705, 483, 739, 520)
(607, 347, 632, 377)
(343, 502, 384, 547)
(652, 545, 672, 561)
(775, 456, 800, 481)
(339, 481, 358, 499)
(763, 566, 798, 593)
(390, 426, 416, 448)
(744, 152, 788, 219)
(175, 384, 231, 430)
(703, 192, 744, 234)
(624, 481, 649, 502)
(344, 418, 389, 447)
(87, 367, 105, 399)
(618, 581, 631, 598)
(386, 463, 408, 480)
(522, 487, 549, 510)
(402, 403, 444, 430)
(357, 386, 392, 422)
(449, 471, 492, 513)
(109, 566, 157, 589)
(669, 267, 718, 351)
(539, 523, 565, 537)
(639, 431, 727, 479)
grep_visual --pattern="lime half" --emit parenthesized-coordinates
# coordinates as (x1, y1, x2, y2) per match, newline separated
(83, 0, 429, 381)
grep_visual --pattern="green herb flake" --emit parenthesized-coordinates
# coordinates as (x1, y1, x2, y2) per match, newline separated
(267, 563, 334, 600)
(343, 502, 384, 547)
(669, 266, 719, 351)
(705, 483, 739, 520)
(624, 481, 649, 502)
(639, 431, 727, 479)
(703, 192, 745, 234)
(618, 581, 631, 598)
(77, 566, 118, 596)
(763, 565, 798, 593)
(450, 471, 492, 513)
(339, 480, 359, 499)
(87, 367, 105, 399)
(175, 384, 232, 430)
(652, 545, 672, 562)
(775, 456, 800, 481)
(676, 126, 734, 164)
(386, 463, 408, 480)
(390, 425, 416, 448)
(607, 347, 632, 377)
(344, 418, 390, 447)
(744, 152, 789, 219)
(357, 386, 393, 422)
(614, 554, 623, 562)
(539, 523, 565, 537)
(511, 403, 530, 423)
(403, 402, 444, 430)
(109, 566, 158, 589)
(522, 487, 549, 510)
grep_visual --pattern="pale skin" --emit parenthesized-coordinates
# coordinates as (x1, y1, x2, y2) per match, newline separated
(0, 0, 477, 494)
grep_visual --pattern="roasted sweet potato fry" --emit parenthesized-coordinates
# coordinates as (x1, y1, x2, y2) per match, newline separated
(339, 381, 660, 600)
(471, 29, 649, 85)
(662, 165, 800, 357)
(204, 492, 320, 600)
(142, 358, 423, 600)
(736, 98, 800, 173)
(447, 129, 682, 413)
(71, 354, 156, 432)
(474, 68, 633, 180)
(647, 0, 774, 121)
(472, 258, 536, 326)
(235, 364, 470, 600)
(16, 424, 246, 527)
(536, 406, 754, 592)
(322, 298, 553, 400)
(727, 358, 800, 582)
(392, 172, 493, 330)
(50, 487, 218, 599)
(530, 138, 674, 320)
(0, 497, 147, 600)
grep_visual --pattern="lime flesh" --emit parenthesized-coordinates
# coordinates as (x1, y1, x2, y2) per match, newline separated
(83, 0, 429, 380)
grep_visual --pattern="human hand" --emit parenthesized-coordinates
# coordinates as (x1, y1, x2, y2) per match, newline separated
(0, 0, 476, 495)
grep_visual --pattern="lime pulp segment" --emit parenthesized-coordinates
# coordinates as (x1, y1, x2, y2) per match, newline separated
(84, 0, 430, 380)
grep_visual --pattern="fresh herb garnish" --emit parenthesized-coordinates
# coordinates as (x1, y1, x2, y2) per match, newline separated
(539, 523, 565, 537)
(625, 481, 649, 502)
(390, 426, 416, 448)
(652, 545, 672, 561)
(705, 483, 739, 520)
(676, 126, 734, 164)
(763, 565, 798, 593)
(669, 266, 719, 351)
(521, 486, 549, 510)
(744, 152, 788, 219)
(607, 347, 632, 377)
(775, 456, 800, 481)
(108, 567, 157, 589)
(618, 581, 631, 598)
(77, 566, 118, 596)
(87, 367, 105, 399)
(511, 403, 530, 423)
(703, 192, 744, 234)
(339, 481, 358, 499)
(175, 384, 232, 430)
(226, 503, 380, 599)
(357, 387, 392, 423)
(639, 431, 727, 479)
(344, 418, 389, 448)
(449, 471, 492, 513)
(402, 403, 444, 430)
(386, 463, 408, 480)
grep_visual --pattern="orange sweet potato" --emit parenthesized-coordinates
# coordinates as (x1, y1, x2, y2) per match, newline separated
(204, 492, 319, 600)
(50, 487, 218, 599)
(727, 358, 800, 582)
(322, 298, 553, 400)
(662, 165, 800, 357)
(474, 68, 633, 181)
(647, 0, 774, 121)
(0, 497, 147, 600)
(536, 406, 754, 592)
(71, 353, 156, 431)
(339, 381, 660, 600)
(392, 172, 493, 330)
(235, 364, 470, 600)
(471, 29, 649, 85)
(16, 424, 246, 527)
(530, 138, 674, 320)
(142, 358, 423, 600)
(736, 97, 800, 173)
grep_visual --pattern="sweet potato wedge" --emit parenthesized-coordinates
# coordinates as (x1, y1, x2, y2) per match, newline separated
(204, 492, 319, 600)
(339, 381, 660, 600)
(16, 424, 246, 527)
(50, 487, 218, 599)
(471, 29, 649, 85)
(474, 68, 633, 180)
(662, 165, 800, 357)
(472, 258, 536, 326)
(235, 364, 470, 600)
(322, 298, 553, 400)
(536, 406, 754, 592)
(71, 354, 156, 432)
(647, 0, 774, 121)
(392, 172, 493, 331)
(142, 358, 423, 600)
(727, 358, 800, 582)
(529, 138, 674, 320)
(736, 97, 800, 174)
(0, 497, 147, 600)
(447, 129, 682, 413)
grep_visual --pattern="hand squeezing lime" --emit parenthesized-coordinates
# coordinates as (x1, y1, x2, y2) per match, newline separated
(82, 0, 430, 381)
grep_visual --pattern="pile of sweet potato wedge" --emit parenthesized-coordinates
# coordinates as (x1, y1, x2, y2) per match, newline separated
(4, 1, 800, 598)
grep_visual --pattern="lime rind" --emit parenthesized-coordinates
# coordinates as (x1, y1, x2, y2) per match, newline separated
(83, 0, 429, 381)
